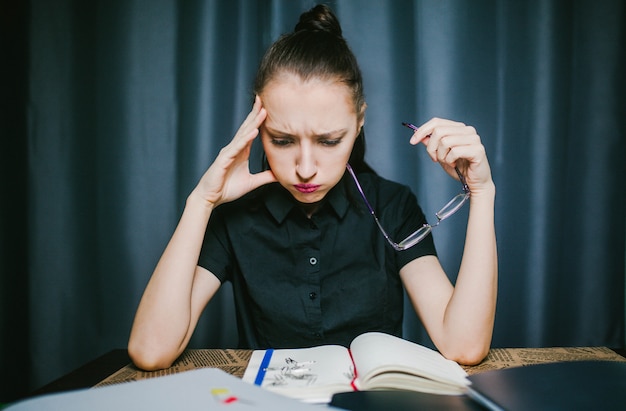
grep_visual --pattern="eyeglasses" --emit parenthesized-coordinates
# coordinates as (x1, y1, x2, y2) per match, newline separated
(345, 163, 470, 251)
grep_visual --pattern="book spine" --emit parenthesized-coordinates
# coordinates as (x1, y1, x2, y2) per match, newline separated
(348, 349, 358, 391)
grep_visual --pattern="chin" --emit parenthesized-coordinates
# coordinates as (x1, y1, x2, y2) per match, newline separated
(291, 190, 326, 205)
(295, 194, 324, 204)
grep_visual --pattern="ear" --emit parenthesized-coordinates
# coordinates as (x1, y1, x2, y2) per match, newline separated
(357, 102, 367, 129)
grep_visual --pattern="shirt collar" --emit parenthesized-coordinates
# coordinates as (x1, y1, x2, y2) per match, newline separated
(264, 175, 351, 224)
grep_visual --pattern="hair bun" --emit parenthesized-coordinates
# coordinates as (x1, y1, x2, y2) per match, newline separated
(294, 4, 342, 37)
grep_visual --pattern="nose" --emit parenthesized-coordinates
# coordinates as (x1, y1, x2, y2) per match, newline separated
(296, 145, 317, 180)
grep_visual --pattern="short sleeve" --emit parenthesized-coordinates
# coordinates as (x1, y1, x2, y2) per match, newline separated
(197, 205, 233, 283)
(373, 176, 437, 270)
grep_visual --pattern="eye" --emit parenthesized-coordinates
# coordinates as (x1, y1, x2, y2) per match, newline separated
(319, 138, 342, 147)
(270, 137, 294, 147)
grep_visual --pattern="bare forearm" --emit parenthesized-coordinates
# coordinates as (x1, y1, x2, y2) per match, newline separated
(442, 183, 497, 363)
(128, 192, 214, 368)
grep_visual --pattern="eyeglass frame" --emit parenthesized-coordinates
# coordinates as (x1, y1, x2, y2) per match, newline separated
(345, 163, 470, 251)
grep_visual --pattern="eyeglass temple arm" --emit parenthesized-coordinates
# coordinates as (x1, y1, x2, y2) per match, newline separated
(454, 166, 470, 194)
(345, 164, 398, 248)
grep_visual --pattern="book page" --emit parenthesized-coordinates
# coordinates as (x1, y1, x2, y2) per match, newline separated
(241, 345, 355, 403)
(349, 332, 468, 390)
(243, 345, 353, 388)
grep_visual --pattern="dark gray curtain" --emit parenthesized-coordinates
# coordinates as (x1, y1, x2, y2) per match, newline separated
(1, 0, 624, 401)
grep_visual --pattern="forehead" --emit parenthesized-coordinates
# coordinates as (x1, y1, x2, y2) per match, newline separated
(261, 73, 357, 131)
(263, 72, 354, 104)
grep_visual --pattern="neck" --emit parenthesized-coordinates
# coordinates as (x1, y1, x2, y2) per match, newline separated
(299, 201, 323, 218)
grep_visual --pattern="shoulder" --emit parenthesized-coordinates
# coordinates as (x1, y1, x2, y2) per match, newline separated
(355, 172, 417, 205)
(348, 172, 425, 226)
(209, 184, 280, 228)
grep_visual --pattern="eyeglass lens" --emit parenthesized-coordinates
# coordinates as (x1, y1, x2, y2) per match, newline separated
(436, 192, 470, 221)
(347, 121, 471, 250)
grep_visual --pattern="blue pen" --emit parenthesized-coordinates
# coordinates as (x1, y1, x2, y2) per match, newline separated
(253, 349, 274, 386)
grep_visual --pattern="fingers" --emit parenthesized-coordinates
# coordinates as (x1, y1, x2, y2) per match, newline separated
(409, 118, 463, 145)
(213, 97, 266, 175)
(196, 96, 270, 206)
(226, 95, 267, 156)
(408, 118, 481, 167)
(406, 117, 493, 189)
(249, 169, 277, 191)
(431, 129, 481, 167)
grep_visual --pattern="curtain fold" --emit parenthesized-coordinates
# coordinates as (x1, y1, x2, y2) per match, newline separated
(1, 0, 623, 401)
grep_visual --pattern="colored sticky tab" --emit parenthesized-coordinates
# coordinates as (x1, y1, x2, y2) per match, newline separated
(211, 387, 237, 404)
(222, 396, 238, 404)
(211, 387, 253, 406)
(211, 388, 230, 396)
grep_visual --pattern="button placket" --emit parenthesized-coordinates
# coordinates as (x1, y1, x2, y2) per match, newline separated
(306, 249, 320, 274)
(300, 215, 322, 336)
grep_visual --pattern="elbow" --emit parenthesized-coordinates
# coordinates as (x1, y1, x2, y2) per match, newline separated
(437, 334, 491, 365)
(453, 348, 489, 366)
(444, 343, 490, 366)
(128, 338, 175, 371)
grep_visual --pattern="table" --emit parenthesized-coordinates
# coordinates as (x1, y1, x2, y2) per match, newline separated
(29, 350, 131, 397)
(28, 346, 626, 399)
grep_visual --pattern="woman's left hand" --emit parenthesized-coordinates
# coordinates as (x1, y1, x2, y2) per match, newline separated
(408, 117, 494, 196)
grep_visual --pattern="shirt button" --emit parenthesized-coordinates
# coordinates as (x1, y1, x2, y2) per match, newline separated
(309, 257, 318, 265)
(309, 292, 317, 300)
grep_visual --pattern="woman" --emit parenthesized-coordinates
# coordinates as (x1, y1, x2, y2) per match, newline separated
(128, 4, 497, 370)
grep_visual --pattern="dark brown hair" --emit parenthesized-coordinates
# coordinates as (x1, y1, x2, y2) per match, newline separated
(254, 4, 374, 173)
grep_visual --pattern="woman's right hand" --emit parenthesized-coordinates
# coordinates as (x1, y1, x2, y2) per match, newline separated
(192, 95, 277, 208)
(128, 96, 276, 370)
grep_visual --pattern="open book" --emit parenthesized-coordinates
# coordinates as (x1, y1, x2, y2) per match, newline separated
(242, 332, 469, 403)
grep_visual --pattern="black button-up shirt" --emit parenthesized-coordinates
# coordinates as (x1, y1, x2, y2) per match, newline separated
(198, 171, 436, 349)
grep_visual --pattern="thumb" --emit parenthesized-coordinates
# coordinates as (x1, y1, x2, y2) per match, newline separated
(249, 169, 277, 191)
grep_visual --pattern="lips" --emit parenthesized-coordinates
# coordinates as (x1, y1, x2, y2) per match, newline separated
(294, 184, 320, 194)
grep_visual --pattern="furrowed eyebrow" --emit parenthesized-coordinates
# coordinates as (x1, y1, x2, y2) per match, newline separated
(317, 129, 348, 139)
(263, 126, 293, 137)
(264, 126, 348, 139)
